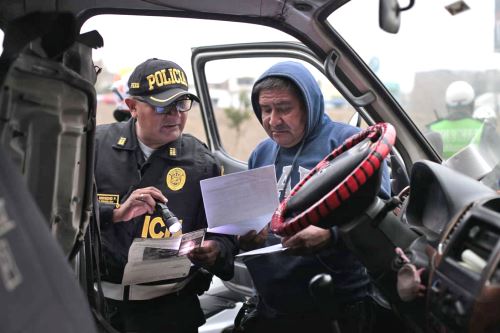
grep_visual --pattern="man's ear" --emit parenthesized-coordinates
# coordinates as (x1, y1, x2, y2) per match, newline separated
(125, 98, 138, 118)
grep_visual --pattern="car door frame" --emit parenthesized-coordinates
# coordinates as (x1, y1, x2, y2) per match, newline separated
(191, 41, 414, 191)
(190, 41, 416, 297)
(191, 41, 348, 173)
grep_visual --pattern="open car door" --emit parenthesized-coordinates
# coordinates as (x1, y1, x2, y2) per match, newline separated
(0, 12, 101, 333)
(191, 41, 500, 333)
(191, 41, 412, 193)
(189, 40, 415, 305)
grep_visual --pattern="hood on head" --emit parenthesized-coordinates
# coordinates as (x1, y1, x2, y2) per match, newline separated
(251, 61, 324, 142)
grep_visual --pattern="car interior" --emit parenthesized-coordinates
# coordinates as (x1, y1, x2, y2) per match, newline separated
(1, 1, 500, 333)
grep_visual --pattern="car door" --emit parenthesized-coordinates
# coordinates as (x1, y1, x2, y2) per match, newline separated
(192, 42, 350, 172)
(191, 41, 412, 194)
(189, 41, 415, 303)
(0, 12, 100, 333)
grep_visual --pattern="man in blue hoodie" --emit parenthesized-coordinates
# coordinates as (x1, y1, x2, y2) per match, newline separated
(238, 61, 390, 333)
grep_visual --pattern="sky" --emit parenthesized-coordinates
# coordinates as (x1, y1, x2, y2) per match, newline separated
(81, 15, 297, 82)
(0, 0, 497, 93)
(79, 0, 500, 93)
(330, 0, 500, 91)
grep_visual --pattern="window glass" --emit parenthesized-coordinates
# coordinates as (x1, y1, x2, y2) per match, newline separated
(82, 15, 295, 145)
(329, 0, 500, 190)
(205, 57, 357, 161)
(329, 0, 500, 156)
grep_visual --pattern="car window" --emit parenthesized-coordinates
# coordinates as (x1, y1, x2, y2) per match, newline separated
(204, 57, 359, 161)
(329, 0, 500, 190)
(82, 15, 296, 146)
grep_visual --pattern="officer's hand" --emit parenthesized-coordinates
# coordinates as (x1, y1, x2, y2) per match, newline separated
(188, 240, 220, 267)
(238, 227, 268, 251)
(112, 186, 168, 223)
(281, 225, 331, 255)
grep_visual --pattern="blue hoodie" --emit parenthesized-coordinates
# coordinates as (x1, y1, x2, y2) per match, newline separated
(244, 61, 390, 317)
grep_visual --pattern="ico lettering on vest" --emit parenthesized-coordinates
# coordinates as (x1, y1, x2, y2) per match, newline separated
(141, 215, 183, 238)
(166, 167, 186, 191)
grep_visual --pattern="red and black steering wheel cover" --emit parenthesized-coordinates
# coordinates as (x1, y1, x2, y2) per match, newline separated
(270, 122, 396, 236)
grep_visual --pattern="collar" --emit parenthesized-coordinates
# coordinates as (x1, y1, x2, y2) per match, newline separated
(111, 119, 183, 159)
(111, 118, 138, 151)
(151, 135, 183, 160)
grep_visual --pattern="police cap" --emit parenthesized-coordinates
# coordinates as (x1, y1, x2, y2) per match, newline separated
(127, 58, 199, 107)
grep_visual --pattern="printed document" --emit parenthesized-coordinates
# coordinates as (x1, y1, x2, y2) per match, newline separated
(200, 165, 279, 236)
(122, 229, 205, 285)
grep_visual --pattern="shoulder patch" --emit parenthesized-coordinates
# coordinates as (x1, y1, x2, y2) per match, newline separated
(166, 167, 186, 191)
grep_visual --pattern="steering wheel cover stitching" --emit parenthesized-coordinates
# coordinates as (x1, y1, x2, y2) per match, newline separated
(271, 122, 396, 236)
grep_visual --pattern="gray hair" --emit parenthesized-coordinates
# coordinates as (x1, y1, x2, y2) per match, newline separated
(252, 76, 306, 121)
(253, 76, 302, 102)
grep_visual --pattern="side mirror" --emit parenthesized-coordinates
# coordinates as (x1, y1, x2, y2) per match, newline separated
(379, 0, 415, 34)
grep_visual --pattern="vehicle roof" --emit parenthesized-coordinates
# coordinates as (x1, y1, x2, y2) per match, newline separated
(0, 0, 347, 57)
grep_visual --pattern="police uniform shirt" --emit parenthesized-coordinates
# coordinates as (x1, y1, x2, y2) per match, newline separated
(94, 118, 234, 283)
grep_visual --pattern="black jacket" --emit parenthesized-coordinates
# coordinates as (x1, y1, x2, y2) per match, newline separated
(95, 119, 236, 284)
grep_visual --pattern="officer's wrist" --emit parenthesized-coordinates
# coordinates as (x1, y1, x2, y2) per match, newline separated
(112, 206, 125, 223)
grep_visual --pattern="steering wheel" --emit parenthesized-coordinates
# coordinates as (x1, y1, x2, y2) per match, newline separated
(270, 122, 396, 236)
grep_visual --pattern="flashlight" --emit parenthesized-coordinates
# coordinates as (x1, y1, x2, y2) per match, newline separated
(156, 202, 182, 233)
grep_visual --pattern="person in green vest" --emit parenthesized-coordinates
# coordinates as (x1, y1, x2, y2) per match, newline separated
(428, 81, 486, 159)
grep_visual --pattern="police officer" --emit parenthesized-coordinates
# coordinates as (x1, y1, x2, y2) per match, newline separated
(94, 58, 237, 333)
(428, 81, 485, 159)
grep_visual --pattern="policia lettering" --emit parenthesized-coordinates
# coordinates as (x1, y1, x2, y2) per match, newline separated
(146, 68, 187, 91)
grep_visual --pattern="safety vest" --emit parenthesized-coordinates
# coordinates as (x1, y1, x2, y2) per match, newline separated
(429, 118, 484, 159)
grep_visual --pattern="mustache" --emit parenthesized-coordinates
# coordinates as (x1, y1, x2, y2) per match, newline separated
(269, 125, 289, 131)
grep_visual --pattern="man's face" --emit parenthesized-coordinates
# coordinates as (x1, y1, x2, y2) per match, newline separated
(259, 88, 307, 148)
(127, 98, 187, 148)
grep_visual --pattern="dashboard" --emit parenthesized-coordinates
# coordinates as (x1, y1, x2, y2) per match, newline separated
(339, 160, 500, 332)
(394, 161, 500, 332)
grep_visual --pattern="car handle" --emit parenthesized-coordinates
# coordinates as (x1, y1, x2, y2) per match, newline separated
(324, 49, 376, 107)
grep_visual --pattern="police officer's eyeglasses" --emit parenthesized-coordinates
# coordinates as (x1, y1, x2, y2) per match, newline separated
(134, 97, 193, 114)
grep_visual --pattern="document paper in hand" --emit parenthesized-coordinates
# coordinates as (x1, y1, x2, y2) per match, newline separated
(121, 229, 206, 286)
(200, 165, 279, 236)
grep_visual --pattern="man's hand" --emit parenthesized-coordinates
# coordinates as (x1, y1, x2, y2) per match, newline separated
(188, 240, 220, 267)
(238, 227, 268, 251)
(281, 225, 332, 255)
(112, 186, 168, 222)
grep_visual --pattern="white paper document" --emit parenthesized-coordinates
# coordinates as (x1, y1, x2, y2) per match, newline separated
(122, 230, 205, 285)
(200, 165, 279, 236)
(122, 256, 191, 285)
(236, 243, 288, 257)
(127, 237, 180, 263)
